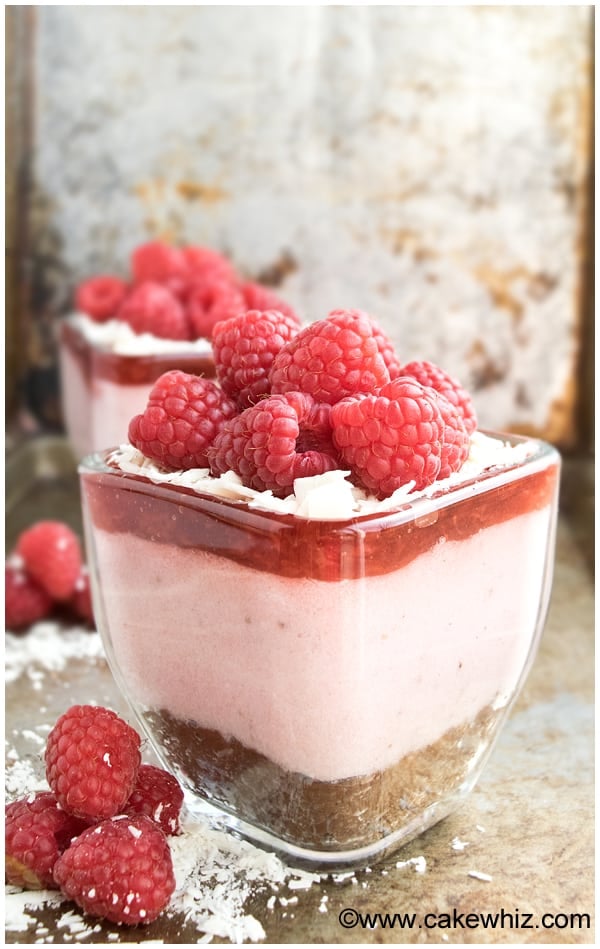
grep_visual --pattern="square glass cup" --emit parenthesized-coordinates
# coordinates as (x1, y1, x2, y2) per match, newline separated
(59, 318, 215, 458)
(80, 434, 560, 869)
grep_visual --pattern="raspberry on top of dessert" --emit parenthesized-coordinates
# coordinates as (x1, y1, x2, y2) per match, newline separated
(124, 306, 477, 501)
(61, 241, 301, 458)
(74, 240, 300, 343)
(83, 308, 560, 863)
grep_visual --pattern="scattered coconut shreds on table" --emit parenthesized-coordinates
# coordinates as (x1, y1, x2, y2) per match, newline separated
(4, 811, 324, 943)
(5, 621, 326, 943)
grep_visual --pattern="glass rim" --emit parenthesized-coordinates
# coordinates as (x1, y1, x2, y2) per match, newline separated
(60, 314, 213, 359)
(78, 431, 560, 527)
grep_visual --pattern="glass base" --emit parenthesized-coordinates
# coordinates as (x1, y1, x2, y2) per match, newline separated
(180, 782, 474, 872)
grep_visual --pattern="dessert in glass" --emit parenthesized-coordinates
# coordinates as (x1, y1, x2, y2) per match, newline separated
(60, 241, 297, 458)
(79, 309, 560, 868)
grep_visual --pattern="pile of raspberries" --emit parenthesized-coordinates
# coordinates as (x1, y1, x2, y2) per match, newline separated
(5, 704, 183, 926)
(5, 521, 94, 632)
(126, 306, 477, 500)
(75, 239, 297, 342)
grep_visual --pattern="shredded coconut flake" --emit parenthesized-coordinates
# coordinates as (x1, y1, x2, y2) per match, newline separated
(5, 622, 105, 684)
(468, 870, 493, 882)
(451, 836, 470, 851)
(5, 758, 47, 800)
(68, 312, 212, 357)
(167, 816, 323, 942)
(396, 855, 427, 873)
(109, 430, 539, 521)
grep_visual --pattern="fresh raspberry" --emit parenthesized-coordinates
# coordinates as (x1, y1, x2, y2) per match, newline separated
(5, 561, 53, 630)
(182, 245, 238, 285)
(435, 393, 470, 480)
(53, 815, 175, 925)
(212, 309, 300, 408)
(330, 377, 445, 497)
(69, 567, 95, 626)
(45, 705, 141, 821)
(75, 276, 128, 323)
(5, 792, 88, 889)
(128, 370, 237, 471)
(398, 359, 477, 435)
(269, 309, 390, 405)
(16, 521, 82, 602)
(131, 240, 186, 286)
(241, 281, 300, 324)
(186, 277, 246, 339)
(369, 319, 402, 381)
(119, 282, 191, 341)
(208, 392, 339, 496)
(124, 765, 184, 836)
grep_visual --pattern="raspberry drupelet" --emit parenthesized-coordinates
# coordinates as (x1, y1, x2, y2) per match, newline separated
(45, 705, 141, 821)
(53, 815, 175, 926)
(212, 308, 301, 408)
(330, 377, 445, 497)
(399, 359, 477, 435)
(124, 764, 184, 836)
(269, 309, 390, 405)
(5, 792, 88, 889)
(208, 391, 340, 496)
(128, 370, 237, 471)
(434, 393, 471, 480)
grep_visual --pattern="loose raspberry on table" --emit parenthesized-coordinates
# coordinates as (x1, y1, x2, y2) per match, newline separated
(75, 276, 128, 323)
(53, 815, 175, 925)
(128, 370, 237, 471)
(186, 276, 247, 339)
(45, 705, 142, 821)
(434, 392, 470, 480)
(330, 377, 445, 497)
(124, 764, 184, 836)
(212, 308, 300, 409)
(5, 561, 53, 630)
(241, 281, 300, 324)
(398, 359, 477, 435)
(5, 791, 88, 889)
(208, 392, 340, 496)
(119, 281, 191, 341)
(16, 521, 82, 602)
(269, 309, 390, 405)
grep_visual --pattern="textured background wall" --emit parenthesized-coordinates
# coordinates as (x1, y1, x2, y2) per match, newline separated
(7, 5, 593, 445)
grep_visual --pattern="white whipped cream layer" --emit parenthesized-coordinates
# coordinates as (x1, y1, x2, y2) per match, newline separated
(67, 312, 212, 356)
(109, 431, 537, 521)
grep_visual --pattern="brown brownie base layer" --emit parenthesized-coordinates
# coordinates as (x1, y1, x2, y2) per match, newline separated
(144, 705, 499, 851)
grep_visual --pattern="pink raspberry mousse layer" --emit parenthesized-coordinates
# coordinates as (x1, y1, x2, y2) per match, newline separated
(60, 316, 215, 458)
(81, 438, 559, 784)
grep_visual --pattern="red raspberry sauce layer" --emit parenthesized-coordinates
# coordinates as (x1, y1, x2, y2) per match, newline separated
(61, 320, 215, 386)
(82, 460, 558, 582)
